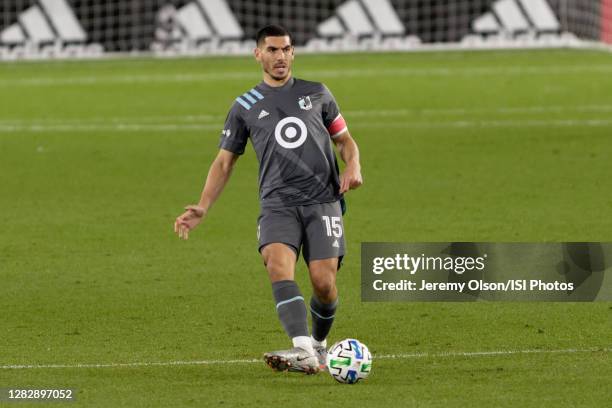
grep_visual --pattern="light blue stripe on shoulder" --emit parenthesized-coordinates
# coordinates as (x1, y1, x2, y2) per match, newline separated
(249, 89, 264, 100)
(276, 295, 304, 309)
(235, 96, 251, 110)
(242, 92, 257, 104)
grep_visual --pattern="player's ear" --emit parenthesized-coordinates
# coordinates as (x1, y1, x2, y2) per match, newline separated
(254, 46, 261, 62)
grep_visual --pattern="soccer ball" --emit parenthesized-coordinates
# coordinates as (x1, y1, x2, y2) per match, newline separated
(326, 338, 372, 384)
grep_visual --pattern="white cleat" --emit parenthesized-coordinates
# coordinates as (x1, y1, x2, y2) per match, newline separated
(263, 347, 320, 375)
(314, 345, 327, 370)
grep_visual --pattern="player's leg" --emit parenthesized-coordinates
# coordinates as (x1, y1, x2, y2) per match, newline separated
(262, 243, 312, 351)
(258, 208, 318, 374)
(301, 201, 346, 368)
(307, 257, 340, 368)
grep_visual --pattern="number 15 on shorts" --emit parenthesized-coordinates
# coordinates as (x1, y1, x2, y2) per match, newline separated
(322, 216, 343, 238)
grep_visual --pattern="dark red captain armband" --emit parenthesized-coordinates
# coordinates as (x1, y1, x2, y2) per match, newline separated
(327, 114, 348, 138)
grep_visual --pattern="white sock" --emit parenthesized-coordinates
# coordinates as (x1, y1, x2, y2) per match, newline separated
(292, 336, 315, 355)
(311, 336, 327, 349)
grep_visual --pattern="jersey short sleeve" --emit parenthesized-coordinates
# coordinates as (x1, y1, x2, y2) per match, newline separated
(321, 85, 348, 138)
(321, 85, 340, 128)
(218, 102, 249, 155)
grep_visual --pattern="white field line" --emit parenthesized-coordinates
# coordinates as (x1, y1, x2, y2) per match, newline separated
(0, 123, 221, 133)
(349, 119, 612, 128)
(0, 115, 226, 126)
(345, 105, 612, 117)
(1, 104, 611, 126)
(2, 65, 612, 86)
(1, 347, 608, 370)
(1, 118, 611, 133)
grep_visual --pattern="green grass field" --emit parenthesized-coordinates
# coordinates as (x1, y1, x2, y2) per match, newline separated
(0, 49, 611, 407)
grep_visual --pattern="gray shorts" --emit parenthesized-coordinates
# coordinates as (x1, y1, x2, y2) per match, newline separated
(257, 200, 346, 266)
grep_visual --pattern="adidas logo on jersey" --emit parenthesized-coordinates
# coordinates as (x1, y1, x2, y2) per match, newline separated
(258, 110, 269, 120)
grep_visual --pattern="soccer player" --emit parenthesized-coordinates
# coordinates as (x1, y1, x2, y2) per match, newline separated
(174, 25, 362, 374)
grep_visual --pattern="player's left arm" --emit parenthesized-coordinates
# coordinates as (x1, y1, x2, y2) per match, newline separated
(321, 84, 362, 193)
(333, 130, 363, 194)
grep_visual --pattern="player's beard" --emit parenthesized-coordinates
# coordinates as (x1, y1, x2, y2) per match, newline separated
(266, 63, 291, 81)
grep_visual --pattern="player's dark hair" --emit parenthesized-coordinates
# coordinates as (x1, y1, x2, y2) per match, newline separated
(256, 25, 293, 47)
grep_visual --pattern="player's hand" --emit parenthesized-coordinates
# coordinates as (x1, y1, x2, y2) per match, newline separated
(339, 164, 363, 194)
(174, 205, 205, 240)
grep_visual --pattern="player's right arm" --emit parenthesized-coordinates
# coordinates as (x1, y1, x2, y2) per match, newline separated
(174, 101, 249, 240)
(174, 149, 239, 240)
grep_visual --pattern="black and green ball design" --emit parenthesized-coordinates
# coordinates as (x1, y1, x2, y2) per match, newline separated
(326, 338, 372, 384)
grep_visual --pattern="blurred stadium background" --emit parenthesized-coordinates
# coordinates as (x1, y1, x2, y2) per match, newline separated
(1, 1, 611, 407)
(0, 0, 611, 59)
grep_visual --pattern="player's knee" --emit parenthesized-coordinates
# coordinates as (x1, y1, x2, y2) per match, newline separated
(313, 282, 336, 303)
(264, 256, 294, 281)
(262, 244, 296, 281)
(311, 272, 336, 302)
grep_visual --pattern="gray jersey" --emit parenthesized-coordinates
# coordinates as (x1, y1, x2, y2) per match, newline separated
(219, 77, 348, 209)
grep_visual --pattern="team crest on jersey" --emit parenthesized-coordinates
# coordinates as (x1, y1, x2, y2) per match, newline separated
(298, 96, 312, 111)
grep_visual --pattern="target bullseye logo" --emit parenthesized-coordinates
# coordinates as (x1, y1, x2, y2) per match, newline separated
(274, 117, 308, 149)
